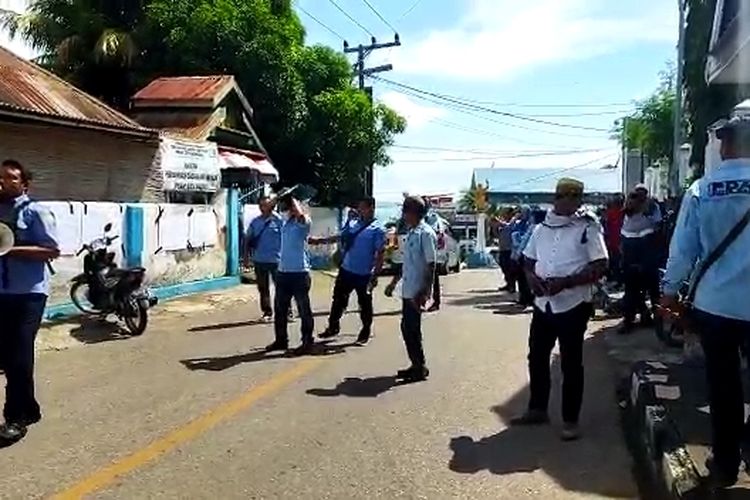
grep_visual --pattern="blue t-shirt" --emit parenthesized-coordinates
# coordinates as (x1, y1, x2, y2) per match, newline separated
(246, 213, 282, 264)
(0, 195, 59, 296)
(341, 218, 386, 276)
(279, 217, 311, 273)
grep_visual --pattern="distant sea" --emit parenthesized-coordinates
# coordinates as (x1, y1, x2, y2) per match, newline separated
(375, 202, 402, 223)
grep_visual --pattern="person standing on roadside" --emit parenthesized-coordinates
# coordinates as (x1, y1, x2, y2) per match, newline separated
(661, 116, 750, 488)
(319, 196, 386, 345)
(265, 196, 315, 356)
(511, 178, 608, 441)
(395, 196, 437, 383)
(423, 197, 443, 312)
(603, 194, 625, 287)
(620, 185, 662, 333)
(495, 210, 516, 293)
(245, 196, 282, 321)
(0, 159, 60, 444)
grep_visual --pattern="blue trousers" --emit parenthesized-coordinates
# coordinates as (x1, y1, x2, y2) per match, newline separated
(0, 293, 46, 424)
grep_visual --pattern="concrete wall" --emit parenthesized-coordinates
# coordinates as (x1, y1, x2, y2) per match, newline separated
(0, 121, 163, 202)
(41, 198, 227, 307)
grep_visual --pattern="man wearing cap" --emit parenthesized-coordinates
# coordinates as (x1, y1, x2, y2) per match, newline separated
(620, 184, 662, 333)
(511, 178, 608, 441)
(661, 116, 750, 488)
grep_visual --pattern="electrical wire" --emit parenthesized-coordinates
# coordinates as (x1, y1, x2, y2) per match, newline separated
(394, 150, 614, 163)
(359, 0, 398, 33)
(296, 3, 346, 41)
(392, 144, 609, 156)
(327, 0, 375, 37)
(373, 76, 613, 132)
(498, 154, 619, 190)
(398, 0, 424, 20)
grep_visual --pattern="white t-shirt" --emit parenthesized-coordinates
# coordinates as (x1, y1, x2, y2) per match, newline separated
(523, 214, 608, 314)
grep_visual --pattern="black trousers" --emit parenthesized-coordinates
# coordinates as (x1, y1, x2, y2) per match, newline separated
(255, 262, 278, 316)
(401, 299, 425, 367)
(498, 250, 515, 291)
(274, 272, 314, 345)
(327, 269, 373, 336)
(694, 309, 750, 477)
(622, 264, 660, 323)
(432, 271, 441, 306)
(0, 294, 46, 424)
(516, 257, 533, 306)
(528, 302, 592, 424)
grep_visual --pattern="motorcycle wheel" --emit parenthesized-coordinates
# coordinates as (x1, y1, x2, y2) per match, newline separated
(123, 298, 148, 336)
(70, 282, 104, 315)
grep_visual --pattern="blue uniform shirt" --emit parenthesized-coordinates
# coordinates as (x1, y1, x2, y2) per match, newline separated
(341, 218, 386, 276)
(663, 159, 750, 321)
(401, 221, 437, 299)
(0, 195, 59, 296)
(279, 216, 311, 273)
(246, 213, 282, 264)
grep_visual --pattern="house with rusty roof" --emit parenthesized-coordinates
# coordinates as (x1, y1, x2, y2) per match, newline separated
(132, 75, 277, 200)
(0, 46, 166, 202)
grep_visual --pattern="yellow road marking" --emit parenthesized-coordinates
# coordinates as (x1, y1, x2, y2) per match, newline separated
(51, 358, 325, 500)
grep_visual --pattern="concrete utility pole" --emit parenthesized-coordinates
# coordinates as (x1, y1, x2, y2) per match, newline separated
(671, 0, 687, 196)
(344, 35, 401, 197)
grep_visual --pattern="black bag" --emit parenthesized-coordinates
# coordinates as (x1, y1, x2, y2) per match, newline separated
(684, 207, 750, 313)
(332, 219, 374, 268)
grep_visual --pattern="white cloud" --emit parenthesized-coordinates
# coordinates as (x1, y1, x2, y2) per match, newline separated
(385, 0, 676, 82)
(378, 91, 446, 129)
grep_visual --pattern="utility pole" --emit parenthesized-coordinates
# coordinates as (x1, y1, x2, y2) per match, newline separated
(344, 35, 401, 197)
(671, 0, 687, 196)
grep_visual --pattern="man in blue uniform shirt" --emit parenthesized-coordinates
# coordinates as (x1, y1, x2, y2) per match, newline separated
(245, 196, 282, 321)
(662, 116, 750, 488)
(0, 159, 60, 444)
(319, 196, 386, 345)
(396, 196, 437, 383)
(265, 196, 315, 356)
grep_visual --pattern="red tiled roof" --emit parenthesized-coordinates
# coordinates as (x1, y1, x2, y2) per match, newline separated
(0, 47, 151, 135)
(132, 76, 235, 106)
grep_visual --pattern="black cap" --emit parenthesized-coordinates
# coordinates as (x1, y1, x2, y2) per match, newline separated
(716, 115, 750, 140)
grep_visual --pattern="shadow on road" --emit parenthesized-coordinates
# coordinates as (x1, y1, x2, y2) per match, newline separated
(447, 292, 509, 308)
(307, 376, 398, 398)
(447, 330, 638, 499)
(67, 316, 133, 344)
(189, 309, 401, 333)
(180, 341, 358, 372)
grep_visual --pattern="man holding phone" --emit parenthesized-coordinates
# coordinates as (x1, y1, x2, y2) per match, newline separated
(511, 178, 608, 441)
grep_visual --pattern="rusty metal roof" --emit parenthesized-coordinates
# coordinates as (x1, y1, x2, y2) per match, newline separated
(132, 76, 235, 107)
(0, 47, 151, 135)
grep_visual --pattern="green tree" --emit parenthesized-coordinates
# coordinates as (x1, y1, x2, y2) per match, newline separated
(614, 66, 677, 167)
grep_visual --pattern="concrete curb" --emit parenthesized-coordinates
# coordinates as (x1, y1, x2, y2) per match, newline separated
(621, 361, 704, 499)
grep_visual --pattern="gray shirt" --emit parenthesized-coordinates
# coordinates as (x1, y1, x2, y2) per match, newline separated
(401, 221, 437, 299)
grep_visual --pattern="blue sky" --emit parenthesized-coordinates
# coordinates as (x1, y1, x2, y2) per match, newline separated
(297, 0, 678, 201)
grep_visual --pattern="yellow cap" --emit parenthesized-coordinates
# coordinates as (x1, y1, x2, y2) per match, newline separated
(556, 177, 585, 195)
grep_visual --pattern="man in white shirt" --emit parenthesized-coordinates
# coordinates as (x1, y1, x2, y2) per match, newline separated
(511, 178, 609, 441)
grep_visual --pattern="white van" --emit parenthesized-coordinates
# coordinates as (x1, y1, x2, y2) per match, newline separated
(383, 216, 460, 275)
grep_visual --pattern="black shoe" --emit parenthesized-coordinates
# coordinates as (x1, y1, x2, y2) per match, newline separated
(640, 313, 655, 327)
(397, 365, 429, 381)
(706, 456, 738, 489)
(318, 328, 339, 339)
(355, 331, 371, 345)
(265, 340, 289, 352)
(0, 422, 27, 443)
(292, 341, 315, 356)
(510, 410, 550, 426)
(426, 303, 440, 313)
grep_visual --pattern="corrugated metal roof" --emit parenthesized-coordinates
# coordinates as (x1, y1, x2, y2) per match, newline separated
(132, 76, 235, 105)
(0, 47, 150, 134)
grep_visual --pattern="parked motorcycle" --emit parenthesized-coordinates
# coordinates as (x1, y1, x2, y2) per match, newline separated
(69, 223, 158, 335)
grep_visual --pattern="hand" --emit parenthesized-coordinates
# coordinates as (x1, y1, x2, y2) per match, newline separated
(527, 274, 548, 297)
(658, 295, 683, 320)
(545, 277, 568, 296)
(384, 283, 395, 297)
(411, 290, 430, 309)
(368, 276, 378, 292)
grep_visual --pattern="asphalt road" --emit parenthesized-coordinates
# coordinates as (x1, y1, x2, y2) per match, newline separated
(0, 270, 638, 499)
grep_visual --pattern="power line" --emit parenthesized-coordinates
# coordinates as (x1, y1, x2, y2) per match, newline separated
(327, 0, 375, 37)
(296, 3, 346, 41)
(498, 154, 619, 190)
(392, 145, 609, 156)
(394, 150, 615, 163)
(359, 0, 398, 33)
(373, 76, 613, 132)
(398, 0, 424, 20)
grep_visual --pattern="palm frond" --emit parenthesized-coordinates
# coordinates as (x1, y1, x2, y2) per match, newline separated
(94, 29, 137, 65)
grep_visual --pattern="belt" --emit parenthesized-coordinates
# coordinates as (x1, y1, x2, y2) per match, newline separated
(621, 228, 655, 238)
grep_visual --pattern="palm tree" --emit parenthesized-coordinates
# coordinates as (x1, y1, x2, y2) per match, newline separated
(1, 0, 152, 109)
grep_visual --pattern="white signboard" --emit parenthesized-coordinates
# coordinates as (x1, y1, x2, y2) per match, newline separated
(159, 138, 221, 192)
